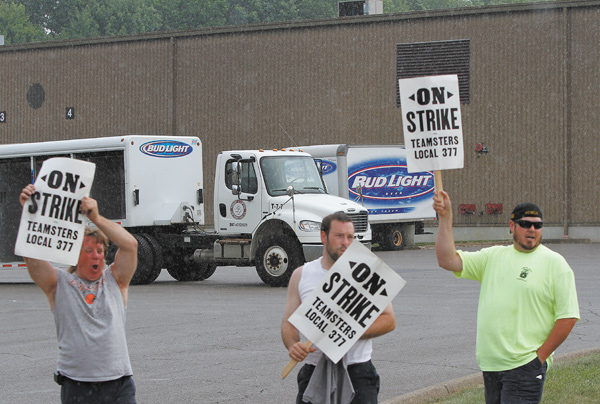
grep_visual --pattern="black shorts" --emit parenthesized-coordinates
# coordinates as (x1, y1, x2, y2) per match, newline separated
(60, 375, 136, 404)
(297, 360, 380, 404)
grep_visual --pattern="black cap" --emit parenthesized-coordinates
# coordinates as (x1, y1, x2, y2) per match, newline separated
(511, 202, 543, 220)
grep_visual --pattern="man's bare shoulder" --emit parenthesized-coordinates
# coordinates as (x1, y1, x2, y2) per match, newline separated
(289, 265, 304, 285)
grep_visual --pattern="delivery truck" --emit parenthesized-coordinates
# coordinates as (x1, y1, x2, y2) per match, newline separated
(299, 144, 435, 250)
(0, 136, 370, 286)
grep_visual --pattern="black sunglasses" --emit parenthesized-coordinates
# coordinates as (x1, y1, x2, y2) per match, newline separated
(515, 220, 543, 230)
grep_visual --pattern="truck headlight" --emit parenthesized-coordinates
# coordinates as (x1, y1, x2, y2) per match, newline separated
(298, 220, 321, 232)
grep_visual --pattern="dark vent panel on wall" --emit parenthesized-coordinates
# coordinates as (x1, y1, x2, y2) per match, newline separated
(396, 39, 470, 105)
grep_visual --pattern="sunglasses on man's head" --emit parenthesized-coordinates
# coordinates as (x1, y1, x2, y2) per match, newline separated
(515, 220, 543, 229)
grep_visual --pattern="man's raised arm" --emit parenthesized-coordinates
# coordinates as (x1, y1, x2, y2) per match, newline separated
(19, 185, 58, 307)
(81, 197, 138, 290)
(433, 190, 463, 273)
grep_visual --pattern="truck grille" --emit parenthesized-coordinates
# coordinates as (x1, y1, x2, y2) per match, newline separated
(348, 211, 369, 233)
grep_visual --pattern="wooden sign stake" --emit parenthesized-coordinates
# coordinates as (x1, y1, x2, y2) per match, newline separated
(434, 170, 444, 193)
(282, 341, 313, 379)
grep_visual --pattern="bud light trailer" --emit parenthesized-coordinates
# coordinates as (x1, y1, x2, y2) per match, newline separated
(0, 136, 371, 286)
(299, 144, 436, 250)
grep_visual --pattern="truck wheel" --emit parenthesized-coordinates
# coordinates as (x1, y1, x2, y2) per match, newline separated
(382, 225, 408, 251)
(255, 235, 303, 287)
(105, 243, 118, 266)
(130, 234, 163, 285)
(166, 253, 217, 282)
(140, 234, 163, 284)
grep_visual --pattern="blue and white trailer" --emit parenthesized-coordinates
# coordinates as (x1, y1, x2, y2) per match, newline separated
(299, 144, 436, 250)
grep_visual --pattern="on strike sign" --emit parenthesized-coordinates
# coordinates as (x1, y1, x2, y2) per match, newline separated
(14, 158, 96, 266)
(398, 74, 464, 173)
(288, 241, 405, 364)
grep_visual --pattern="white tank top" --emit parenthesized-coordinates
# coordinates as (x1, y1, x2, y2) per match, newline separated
(298, 257, 372, 365)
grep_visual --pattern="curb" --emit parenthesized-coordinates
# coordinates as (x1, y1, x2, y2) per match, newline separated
(381, 372, 483, 404)
(381, 347, 600, 404)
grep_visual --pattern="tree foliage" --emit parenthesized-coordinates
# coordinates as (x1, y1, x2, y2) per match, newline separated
(155, 0, 229, 30)
(1, 0, 541, 44)
(0, 2, 45, 44)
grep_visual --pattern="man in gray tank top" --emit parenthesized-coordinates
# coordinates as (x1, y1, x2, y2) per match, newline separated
(19, 184, 139, 404)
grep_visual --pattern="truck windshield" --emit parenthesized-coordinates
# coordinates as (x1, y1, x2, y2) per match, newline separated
(260, 156, 326, 196)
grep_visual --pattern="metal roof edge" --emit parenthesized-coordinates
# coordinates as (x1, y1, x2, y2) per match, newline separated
(0, 0, 597, 53)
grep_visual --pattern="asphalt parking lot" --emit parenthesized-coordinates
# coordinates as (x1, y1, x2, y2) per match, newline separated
(1, 243, 598, 404)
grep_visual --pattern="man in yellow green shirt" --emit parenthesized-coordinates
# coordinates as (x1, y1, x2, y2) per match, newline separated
(433, 191, 579, 404)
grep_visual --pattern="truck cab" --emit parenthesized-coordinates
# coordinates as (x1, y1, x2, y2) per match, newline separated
(213, 149, 370, 286)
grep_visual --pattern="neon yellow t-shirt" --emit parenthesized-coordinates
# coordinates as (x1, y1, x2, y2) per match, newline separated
(456, 244, 579, 372)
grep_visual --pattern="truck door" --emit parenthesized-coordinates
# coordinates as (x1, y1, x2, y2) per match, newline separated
(216, 153, 262, 235)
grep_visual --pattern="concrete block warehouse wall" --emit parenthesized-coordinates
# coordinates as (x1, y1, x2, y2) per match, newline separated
(0, 1, 598, 239)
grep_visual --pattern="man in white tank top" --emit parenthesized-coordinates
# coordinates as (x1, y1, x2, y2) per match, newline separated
(19, 184, 139, 404)
(282, 212, 396, 403)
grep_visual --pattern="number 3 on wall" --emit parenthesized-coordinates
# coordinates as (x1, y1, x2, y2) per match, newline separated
(0, 111, 6, 123)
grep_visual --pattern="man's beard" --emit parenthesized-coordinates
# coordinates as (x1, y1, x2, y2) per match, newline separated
(325, 243, 342, 262)
(513, 233, 541, 251)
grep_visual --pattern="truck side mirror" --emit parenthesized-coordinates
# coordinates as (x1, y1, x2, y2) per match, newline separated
(231, 161, 241, 196)
(314, 159, 327, 192)
(314, 159, 323, 175)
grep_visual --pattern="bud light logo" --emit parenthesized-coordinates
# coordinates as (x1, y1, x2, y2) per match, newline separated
(140, 140, 193, 158)
(349, 165, 434, 201)
(321, 160, 336, 174)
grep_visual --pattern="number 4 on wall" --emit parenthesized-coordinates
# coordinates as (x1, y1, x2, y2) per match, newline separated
(66, 107, 74, 120)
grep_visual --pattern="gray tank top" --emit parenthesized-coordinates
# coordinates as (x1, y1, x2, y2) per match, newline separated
(54, 267, 133, 382)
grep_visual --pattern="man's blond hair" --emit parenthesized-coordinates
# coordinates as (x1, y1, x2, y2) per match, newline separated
(67, 227, 109, 274)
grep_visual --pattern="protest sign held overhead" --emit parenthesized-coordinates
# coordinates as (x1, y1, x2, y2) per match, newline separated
(288, 241, 406, 365)
(398, 74, 464, 174)
(14, 158, 96, 266)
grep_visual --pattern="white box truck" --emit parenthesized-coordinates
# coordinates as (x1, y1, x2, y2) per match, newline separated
(0, 136, 370, 286)
(299, 144, 435, 250)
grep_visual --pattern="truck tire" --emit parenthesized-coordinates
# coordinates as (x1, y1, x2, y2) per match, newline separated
(255, 235, 303, 287)
(141, 234, 164, 283)
(130, 234, 163, 285)
(104, 243, 118, 266)
(166, 253, 217, 282)
(105, 233, 162, 285)
(381, 225, 408, 251)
